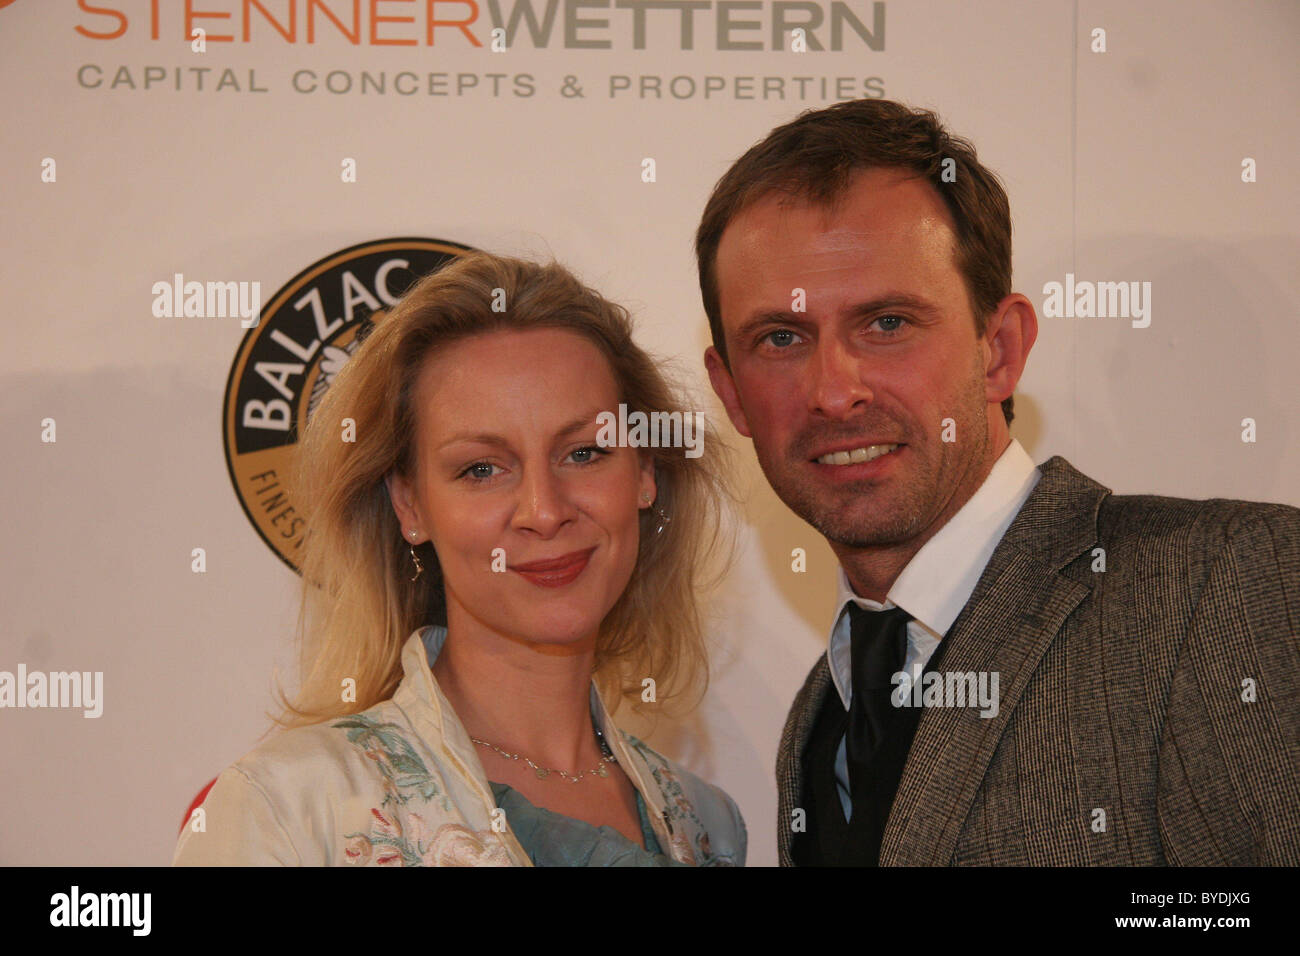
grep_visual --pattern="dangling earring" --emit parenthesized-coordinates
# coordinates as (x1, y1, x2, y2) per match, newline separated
(642, 493, 670, 535)
(407, 529, 424, 581)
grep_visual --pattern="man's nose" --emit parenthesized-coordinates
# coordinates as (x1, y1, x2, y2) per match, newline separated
(808, 337, 874, 419)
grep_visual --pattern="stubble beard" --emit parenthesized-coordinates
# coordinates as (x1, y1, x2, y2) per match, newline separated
(755, 369, 990, 550)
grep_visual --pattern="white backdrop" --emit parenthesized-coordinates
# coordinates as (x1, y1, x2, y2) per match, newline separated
(1, 0, 1296, 866)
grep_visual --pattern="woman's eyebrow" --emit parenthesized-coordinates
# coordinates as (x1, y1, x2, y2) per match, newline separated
(436, 410, 606, 451)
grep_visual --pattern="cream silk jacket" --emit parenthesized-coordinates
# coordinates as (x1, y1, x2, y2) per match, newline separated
(173, 627, 746, 866)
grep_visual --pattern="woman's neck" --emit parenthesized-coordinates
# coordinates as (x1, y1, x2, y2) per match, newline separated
(432, 612, 603, 773)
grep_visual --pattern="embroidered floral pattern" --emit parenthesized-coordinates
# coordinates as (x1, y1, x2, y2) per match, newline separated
(342, 809, 511, 867)
(623, 734, 739, 867)
(327, 707, 739, 866)
(333, 712, 513, 867)
(332, 714, 448, 810)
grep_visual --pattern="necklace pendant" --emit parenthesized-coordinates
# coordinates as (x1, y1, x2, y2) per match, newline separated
(596, 765, 609, 778)
(535, 767, 549, 779)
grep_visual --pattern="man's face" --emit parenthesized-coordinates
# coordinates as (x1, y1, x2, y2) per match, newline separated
(707, 167, 994, 550)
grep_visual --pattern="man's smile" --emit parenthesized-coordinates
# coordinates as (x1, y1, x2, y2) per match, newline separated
(813, 442, 903, 466)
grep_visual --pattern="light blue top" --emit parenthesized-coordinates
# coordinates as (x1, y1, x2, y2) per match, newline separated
(488, 780, 685, 867)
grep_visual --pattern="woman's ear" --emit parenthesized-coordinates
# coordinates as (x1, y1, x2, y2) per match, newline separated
(385, 470, 425, 544)
(638, 454, 657, 508)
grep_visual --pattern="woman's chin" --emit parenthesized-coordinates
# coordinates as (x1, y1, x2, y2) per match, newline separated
(448, 572, 628, 651)
(509, 614, 605, 651)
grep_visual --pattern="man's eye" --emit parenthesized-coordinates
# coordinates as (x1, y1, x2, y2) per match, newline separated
(763, 329, 801, 347)
(873, 315, 908, 334)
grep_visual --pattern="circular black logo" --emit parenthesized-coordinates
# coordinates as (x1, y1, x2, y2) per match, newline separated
(223, 237, 473, 572)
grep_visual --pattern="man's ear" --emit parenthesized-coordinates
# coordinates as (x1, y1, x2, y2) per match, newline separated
(982, 294, 1038, 405)
(704, 346, 752, 438)
(385, 470, 424, 544)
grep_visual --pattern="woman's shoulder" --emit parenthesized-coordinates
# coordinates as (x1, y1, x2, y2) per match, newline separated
(173, 698, 459, 866)
(618, 731, 748, 867)
(233, 699, 417, 788)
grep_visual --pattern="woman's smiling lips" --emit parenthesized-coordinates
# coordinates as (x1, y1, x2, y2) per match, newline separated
(509, 548, 596, 588)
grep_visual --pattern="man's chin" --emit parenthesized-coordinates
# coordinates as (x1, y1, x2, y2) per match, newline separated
(818, 522, 923, 550)
(775, 491, 926, 549)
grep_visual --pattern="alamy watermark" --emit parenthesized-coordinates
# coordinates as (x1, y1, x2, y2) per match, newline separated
(152, 272, 261, 327)
(1041, 273, 1151, 328)
(891, 668, 999, 718)
(595, 403, 705, 458)
(0, 665, 103, 718)
(49, 886, 150, 936)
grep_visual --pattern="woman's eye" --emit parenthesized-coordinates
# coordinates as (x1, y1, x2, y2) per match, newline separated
(568, 446, 611, 464)
(460, 462, 500, 480)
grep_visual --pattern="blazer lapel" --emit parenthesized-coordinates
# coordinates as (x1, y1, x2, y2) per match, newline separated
(777, 656, 834, 865)
(880, 456, 1110, 865)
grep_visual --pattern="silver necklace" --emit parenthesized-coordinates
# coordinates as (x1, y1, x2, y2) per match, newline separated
(471, 722, 617, 783)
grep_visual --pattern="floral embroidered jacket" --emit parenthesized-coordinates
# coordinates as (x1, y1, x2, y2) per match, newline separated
(172, 626, 746, 866)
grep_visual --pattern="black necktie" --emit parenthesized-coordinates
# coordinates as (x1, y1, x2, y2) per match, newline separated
(845, 604, 911, 837)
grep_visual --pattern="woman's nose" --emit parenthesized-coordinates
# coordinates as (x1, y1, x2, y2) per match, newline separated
(511, 467, 577, 537)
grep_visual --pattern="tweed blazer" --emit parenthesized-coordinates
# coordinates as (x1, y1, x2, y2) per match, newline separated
(776, 456, 1300, 865)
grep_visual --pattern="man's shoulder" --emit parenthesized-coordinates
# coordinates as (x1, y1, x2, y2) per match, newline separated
(1095, 486, 1299, 555)
(1036, 455, 1298, 553)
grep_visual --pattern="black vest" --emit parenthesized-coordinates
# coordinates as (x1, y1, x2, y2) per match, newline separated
(791, 635, 952, 866)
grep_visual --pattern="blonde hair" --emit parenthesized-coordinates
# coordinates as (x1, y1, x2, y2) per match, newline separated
(272, 251, 732, 730)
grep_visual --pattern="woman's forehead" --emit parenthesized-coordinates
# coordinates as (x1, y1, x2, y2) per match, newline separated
(413, 328, 621, 444)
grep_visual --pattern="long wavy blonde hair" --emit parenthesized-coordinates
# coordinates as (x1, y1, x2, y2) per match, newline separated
(272, 251, 732, 730)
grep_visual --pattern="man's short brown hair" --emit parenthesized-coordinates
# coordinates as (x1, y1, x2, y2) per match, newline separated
(695, 98, 1015, 425)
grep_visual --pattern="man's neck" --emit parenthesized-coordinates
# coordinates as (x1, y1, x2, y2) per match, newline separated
(832, 544, 920, 604)
(832, 435, 1011, 603)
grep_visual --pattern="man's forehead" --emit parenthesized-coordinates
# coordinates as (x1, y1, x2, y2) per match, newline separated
(717, 181, 957, 287)
(723, 221, 939, 266)
(725, 172, 952, 248)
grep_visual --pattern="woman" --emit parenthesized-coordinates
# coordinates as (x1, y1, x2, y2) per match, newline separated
(173, 251, 744, 866)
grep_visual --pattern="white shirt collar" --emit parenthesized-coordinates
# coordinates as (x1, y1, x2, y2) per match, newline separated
(826, 438, 1040, 707)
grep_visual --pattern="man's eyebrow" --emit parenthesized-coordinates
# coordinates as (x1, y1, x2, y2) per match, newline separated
(435, 411, 604, 451)
(735, 293, 940, 340)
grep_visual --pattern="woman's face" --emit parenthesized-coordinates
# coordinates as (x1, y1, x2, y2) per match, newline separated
(387, 327, 655, 649)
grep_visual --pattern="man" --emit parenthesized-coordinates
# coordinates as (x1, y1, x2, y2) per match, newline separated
(695, 98, 1300, 865)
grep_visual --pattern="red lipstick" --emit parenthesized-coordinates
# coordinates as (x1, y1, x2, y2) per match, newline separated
(510, 548, 595, 588)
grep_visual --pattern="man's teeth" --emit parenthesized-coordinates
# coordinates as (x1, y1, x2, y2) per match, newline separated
(816, 444, 900, 466)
